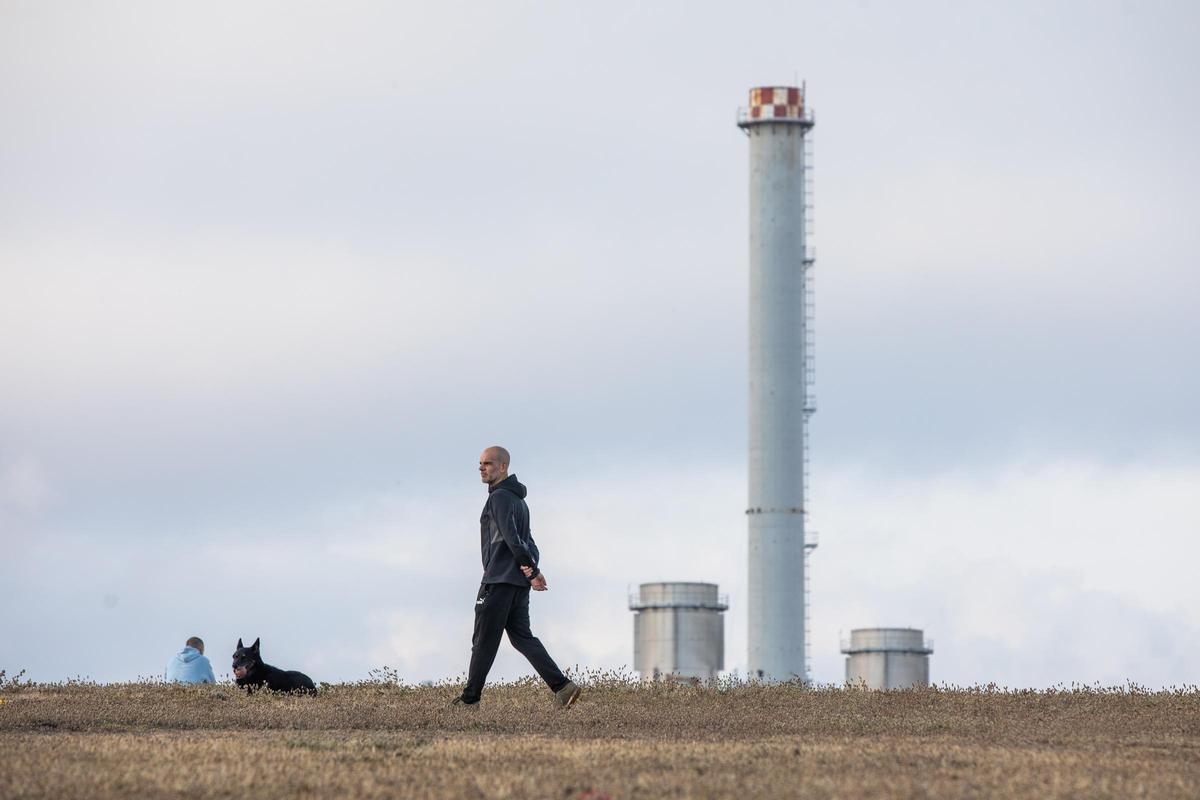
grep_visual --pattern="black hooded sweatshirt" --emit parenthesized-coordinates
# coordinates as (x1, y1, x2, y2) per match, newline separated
(480, 474, 541, 586)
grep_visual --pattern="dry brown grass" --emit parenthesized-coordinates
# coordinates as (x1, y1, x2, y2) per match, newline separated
(2, 672, 1198, 799)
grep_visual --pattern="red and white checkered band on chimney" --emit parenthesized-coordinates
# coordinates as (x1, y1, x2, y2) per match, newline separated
(748, 86, 805, 120)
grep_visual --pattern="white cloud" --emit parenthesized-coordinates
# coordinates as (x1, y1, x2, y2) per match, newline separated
(810, 458, 1200, 687)
(3, 455, 1197, 688)
(0, 455, 52, 516)
(366, 609, 459, 680)
(0, 235, 472, 390)
(0, 0, 1197, 692)
(0, 2, 515, 111)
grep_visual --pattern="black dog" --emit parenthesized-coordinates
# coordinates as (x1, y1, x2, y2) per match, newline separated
(232, 637, 316, 694)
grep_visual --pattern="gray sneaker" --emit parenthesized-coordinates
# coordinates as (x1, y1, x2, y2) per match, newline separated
(555, 680, 582, 708)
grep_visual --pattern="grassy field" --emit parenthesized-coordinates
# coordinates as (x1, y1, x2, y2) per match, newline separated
(2, 672, 1198, 799)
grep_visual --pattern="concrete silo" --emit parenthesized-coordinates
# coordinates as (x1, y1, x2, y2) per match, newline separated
(629, 582, 727, 682)
(841, 628, 934, 689)
(738, 86, 817, 682)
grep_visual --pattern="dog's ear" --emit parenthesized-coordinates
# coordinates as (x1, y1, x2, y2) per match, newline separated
(251, 637, 260, 651)
(237, 638, 243, 649)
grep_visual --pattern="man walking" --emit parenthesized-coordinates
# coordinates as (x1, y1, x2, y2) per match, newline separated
(454, 445, 581, 708)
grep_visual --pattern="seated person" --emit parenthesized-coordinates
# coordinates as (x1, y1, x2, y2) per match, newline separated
(165, 636, 216, 684)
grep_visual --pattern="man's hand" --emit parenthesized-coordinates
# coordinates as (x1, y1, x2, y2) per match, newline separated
(521, 565, 547, 590)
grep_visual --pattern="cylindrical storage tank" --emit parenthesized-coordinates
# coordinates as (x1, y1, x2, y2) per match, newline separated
(841, 628, 933, 689)
(738, 86, 815, 682)
(630, 582, 727, 682)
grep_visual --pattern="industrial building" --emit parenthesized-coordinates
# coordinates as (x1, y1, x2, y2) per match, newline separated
(625, 87, 933, 688)
(841, 628, 934, 689)
(738, 86, 818, 682)
(629, 582, 727, 682)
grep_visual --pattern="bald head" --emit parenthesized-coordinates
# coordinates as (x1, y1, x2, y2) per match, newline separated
(479, 446, 511, 486)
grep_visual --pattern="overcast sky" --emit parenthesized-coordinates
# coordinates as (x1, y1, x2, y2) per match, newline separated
(2, 0, 1197, 688)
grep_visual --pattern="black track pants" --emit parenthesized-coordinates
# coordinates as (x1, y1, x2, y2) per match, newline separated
(462, 582, 567, 703)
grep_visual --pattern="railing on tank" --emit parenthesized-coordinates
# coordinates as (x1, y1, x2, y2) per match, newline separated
(628, 592, 730, 612)
(736, 107, 816, 129)
(839, 633, 934, 655)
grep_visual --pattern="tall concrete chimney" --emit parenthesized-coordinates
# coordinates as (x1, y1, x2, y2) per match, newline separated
(738, 86, 817, 682)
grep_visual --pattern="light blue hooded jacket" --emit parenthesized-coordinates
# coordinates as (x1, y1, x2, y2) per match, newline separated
(165, 646, 216, 684)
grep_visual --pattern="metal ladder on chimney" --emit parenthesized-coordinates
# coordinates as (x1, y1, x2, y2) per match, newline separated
(802, 130, 817, 684)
